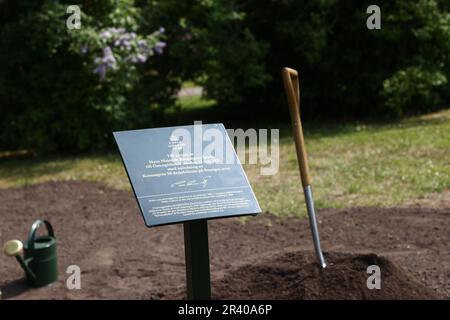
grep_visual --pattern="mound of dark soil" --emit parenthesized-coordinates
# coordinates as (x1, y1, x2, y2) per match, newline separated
(212, 252, 438, 300)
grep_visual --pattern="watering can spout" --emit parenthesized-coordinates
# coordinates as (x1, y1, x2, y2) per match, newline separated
(3, 240, 37, 282)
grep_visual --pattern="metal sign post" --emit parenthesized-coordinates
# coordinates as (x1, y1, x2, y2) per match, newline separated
(184, 220, 211, 299)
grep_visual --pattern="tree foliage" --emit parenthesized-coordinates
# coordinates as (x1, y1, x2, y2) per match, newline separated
(145, 0, 450, 118)
(1, 0, 449, 153)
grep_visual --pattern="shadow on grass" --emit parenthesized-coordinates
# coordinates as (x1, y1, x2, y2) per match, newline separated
(163, 99, 450, 141)
(0, 157, 74, 183)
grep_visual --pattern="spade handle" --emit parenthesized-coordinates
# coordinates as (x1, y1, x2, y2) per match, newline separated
(282, 67, 311, 187)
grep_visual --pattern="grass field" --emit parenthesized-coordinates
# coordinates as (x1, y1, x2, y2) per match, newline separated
(1, 104, 448, 217)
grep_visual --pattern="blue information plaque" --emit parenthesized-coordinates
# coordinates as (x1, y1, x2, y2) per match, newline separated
(113, 123, 261, 227)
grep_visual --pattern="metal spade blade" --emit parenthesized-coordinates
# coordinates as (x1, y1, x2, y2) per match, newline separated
(304, 185, 327, 268)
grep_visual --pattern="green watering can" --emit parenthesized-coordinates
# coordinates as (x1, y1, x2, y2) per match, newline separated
(3, 220, 58, 288)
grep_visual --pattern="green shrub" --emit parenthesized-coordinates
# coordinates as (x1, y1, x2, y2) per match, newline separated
(380, 0, 450, 116)
(382, 67, 447, 117)
(0, 0, 172, 153)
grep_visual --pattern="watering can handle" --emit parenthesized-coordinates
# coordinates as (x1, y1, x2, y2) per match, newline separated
(28, 220, 54, 250)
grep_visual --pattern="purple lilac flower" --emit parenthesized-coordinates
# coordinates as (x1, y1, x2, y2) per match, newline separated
(125, 53, 148, 64)
(93, 46, 117, 80)
(99, 30, 112, 39)
(80, 45, 88, 55)
(152, 27, 166, 37)
(136, 53, 147, 63)
(102, 46, 117, 67)
(100, 28, 126, 41)
(137, 39, 148, 50)
(115, 39, 132, 50)
(154, 41, 166, 54)
(114, 33, 136, 50)
(92, 27, 167, 80)
(93, 64, 107, 80)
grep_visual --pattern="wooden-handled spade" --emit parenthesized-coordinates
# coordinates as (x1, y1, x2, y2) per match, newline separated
(282, 67, 327, 268)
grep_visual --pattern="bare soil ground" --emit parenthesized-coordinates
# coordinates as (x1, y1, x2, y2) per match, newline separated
(0, 181, 448, 299)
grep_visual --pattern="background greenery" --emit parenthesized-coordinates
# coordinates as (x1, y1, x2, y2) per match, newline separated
(0, 0, 449, 154)
(1, 109, 449, 216)
(144, 0, 450, 118)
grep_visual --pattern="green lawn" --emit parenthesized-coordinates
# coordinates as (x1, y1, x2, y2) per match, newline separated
(0, 109, 449, 217)
(247, 110, 450, 216)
